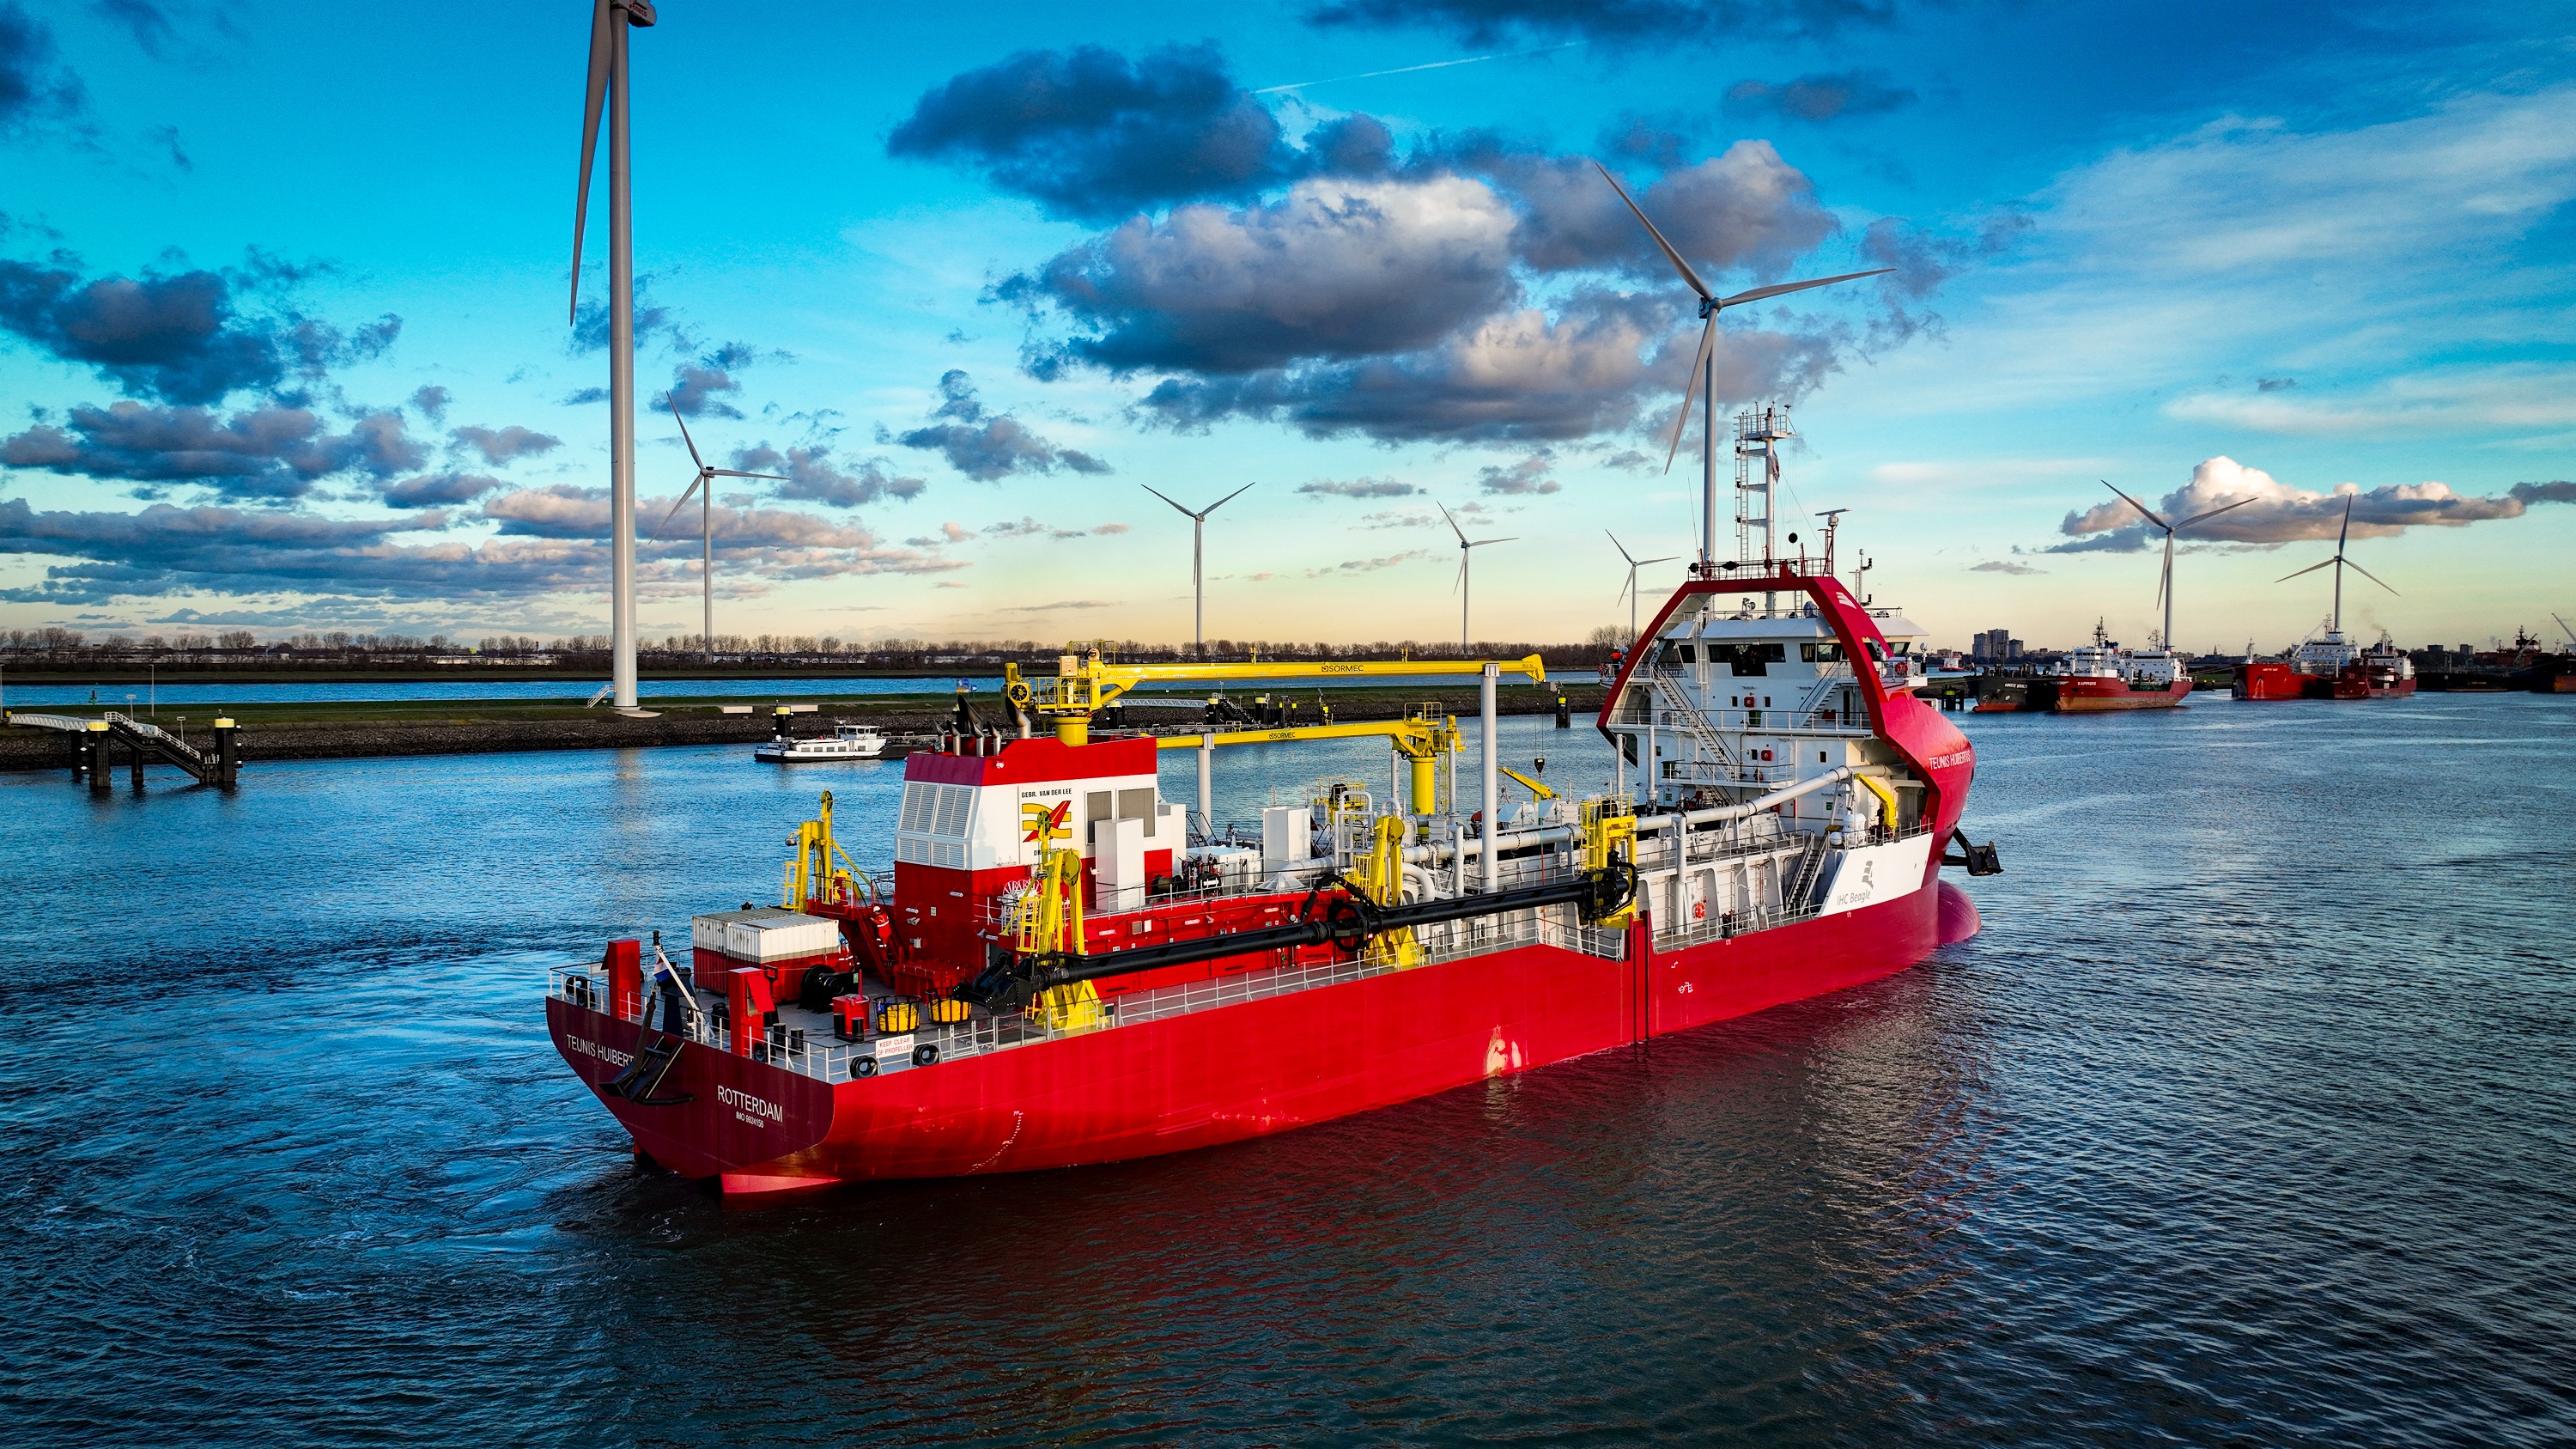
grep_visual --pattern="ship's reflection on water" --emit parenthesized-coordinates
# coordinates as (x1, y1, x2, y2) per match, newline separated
(3, 699, 2569, 1446)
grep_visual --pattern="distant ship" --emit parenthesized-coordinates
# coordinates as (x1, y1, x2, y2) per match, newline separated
(2235, 624, 2417, 701)
(1978, 620, 2191, 713)
(2233, 495, 2415, 701)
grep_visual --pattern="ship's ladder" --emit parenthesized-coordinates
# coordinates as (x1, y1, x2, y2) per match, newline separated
(1647, 675, 1740, 774)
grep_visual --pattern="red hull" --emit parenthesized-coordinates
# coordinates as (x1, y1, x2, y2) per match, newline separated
(549, 882, 1977, 1189)
(2051, 676, 2191, 712)
(2234, 661, 2416, 700)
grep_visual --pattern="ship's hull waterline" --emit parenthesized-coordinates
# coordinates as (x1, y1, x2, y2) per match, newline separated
(550, 880, 1979, 1191)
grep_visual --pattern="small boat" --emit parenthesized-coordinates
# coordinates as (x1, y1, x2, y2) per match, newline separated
(755, 724, 888, 763)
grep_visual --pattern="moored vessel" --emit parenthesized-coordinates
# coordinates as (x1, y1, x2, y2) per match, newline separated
(2234, 496, 2415, 701)
(2048, 621, 2193, 711)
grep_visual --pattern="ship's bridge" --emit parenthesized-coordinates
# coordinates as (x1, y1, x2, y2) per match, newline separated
(1608, 596, 1926, 823)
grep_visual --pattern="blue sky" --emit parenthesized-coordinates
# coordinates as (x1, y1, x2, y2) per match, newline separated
(3, 0, 2571, 654)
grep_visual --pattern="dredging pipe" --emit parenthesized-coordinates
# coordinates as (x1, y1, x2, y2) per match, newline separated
(958, 863, 1637, 1012)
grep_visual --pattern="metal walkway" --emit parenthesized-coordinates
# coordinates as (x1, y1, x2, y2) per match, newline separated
(4, 709, 240, 788)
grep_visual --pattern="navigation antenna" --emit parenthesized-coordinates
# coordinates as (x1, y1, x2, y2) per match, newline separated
(1814, 508, 1848, 577)
(1735, 403, 1790, 611)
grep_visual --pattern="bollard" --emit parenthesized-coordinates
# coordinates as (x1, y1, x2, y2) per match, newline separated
(1554, 692, 1571, 728)
(86, 721, 110, 793)
(213, 718, 239, 784)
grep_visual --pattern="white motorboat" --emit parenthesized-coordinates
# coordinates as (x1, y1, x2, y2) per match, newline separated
(755, 724, 889, 763)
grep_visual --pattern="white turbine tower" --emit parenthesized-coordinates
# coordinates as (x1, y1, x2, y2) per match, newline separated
(652, 399, 784, 661)
(1590, 160, 1890, 574)
(1606, 530, 1677, 647)
(570, 0, 656, 710)
(2275, 494, 2397, 633)
(1443, 502, 1515, 648)
(2100, 480, 2254, 649)
(1141, 482, 1254, 658)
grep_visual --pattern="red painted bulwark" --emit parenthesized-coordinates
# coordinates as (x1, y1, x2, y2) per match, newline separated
(549, 886, 1941, 1184)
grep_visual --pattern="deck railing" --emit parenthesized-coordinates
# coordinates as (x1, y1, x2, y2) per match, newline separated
(549, 890, 1631, 1087)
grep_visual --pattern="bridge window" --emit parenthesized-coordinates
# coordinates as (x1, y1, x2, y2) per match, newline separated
(1711, 642, 1786, 676)
(1800, 642, 1844, 662)
(1669, 644, 1697, 663)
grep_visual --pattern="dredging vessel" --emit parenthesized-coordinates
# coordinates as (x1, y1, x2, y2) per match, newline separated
(544, 411, 2002, 1194)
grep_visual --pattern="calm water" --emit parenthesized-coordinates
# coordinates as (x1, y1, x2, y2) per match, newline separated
(1, 698, 2569, 1446)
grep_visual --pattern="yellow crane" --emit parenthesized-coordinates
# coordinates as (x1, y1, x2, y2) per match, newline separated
(1149, 707, 1461, 815)
(1003, 647, 1546, 747)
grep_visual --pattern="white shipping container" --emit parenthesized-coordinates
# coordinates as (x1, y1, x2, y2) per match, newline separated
(721, 912, 843, 962)
(691, 907, 823, 956)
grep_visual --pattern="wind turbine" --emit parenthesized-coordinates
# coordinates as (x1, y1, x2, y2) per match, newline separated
(1141, 482, 1254, 658)
(2275, 494, 2396, 633)
(653, 399, 783, 661)
(1606, 530, 1677, 647)
(570, 0, 657, 710)
(2100, 480, 2255, 650)
(1591, 160, 1891, 575)
(1442, 503, 1515, 648)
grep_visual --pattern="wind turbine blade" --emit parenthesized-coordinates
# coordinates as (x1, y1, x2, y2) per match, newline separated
(2154, 536, 2171, 611)
(1663, 314, 1716, 474)
(1203, 481, 1256, 515)
(1140, 483, 1196, 518)
(1605, 529, 1638, 567)
(1639, 555, 1678, 565)
(1438, 502, 1467, 544)
(710, 470, 787, 480)
(1714, 268, 1895, 310)
(669, 398, 707, 472)
(2101, 479, 2172, 533)
(2275, 557, 2336, 584)
(1589, 159, 1711, 301)
(1454, 557, 1467, 594)
(1473, 537, 1519, 546)
(650, 474, 704, 540)
(2172, 495, 2255, 532)
(2336, 494, 2354, 552)
(570, 0, 612, 324)
(2345, 559, 2399, 596)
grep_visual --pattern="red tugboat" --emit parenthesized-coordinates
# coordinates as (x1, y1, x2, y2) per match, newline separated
(544, 556, 1998, 1193)
(2233, 496, 2415, 700)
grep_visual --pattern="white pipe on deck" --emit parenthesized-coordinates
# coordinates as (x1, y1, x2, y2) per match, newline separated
(1479, 662, 1499, 894)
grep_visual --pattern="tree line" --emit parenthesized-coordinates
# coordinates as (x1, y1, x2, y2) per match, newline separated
(3, 627, 1631, 670)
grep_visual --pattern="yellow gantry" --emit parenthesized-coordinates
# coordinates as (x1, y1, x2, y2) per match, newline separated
(782, 789, 875, 910)
(1145, 710, 1461, 815)
(1003, 645, 1546, 747)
